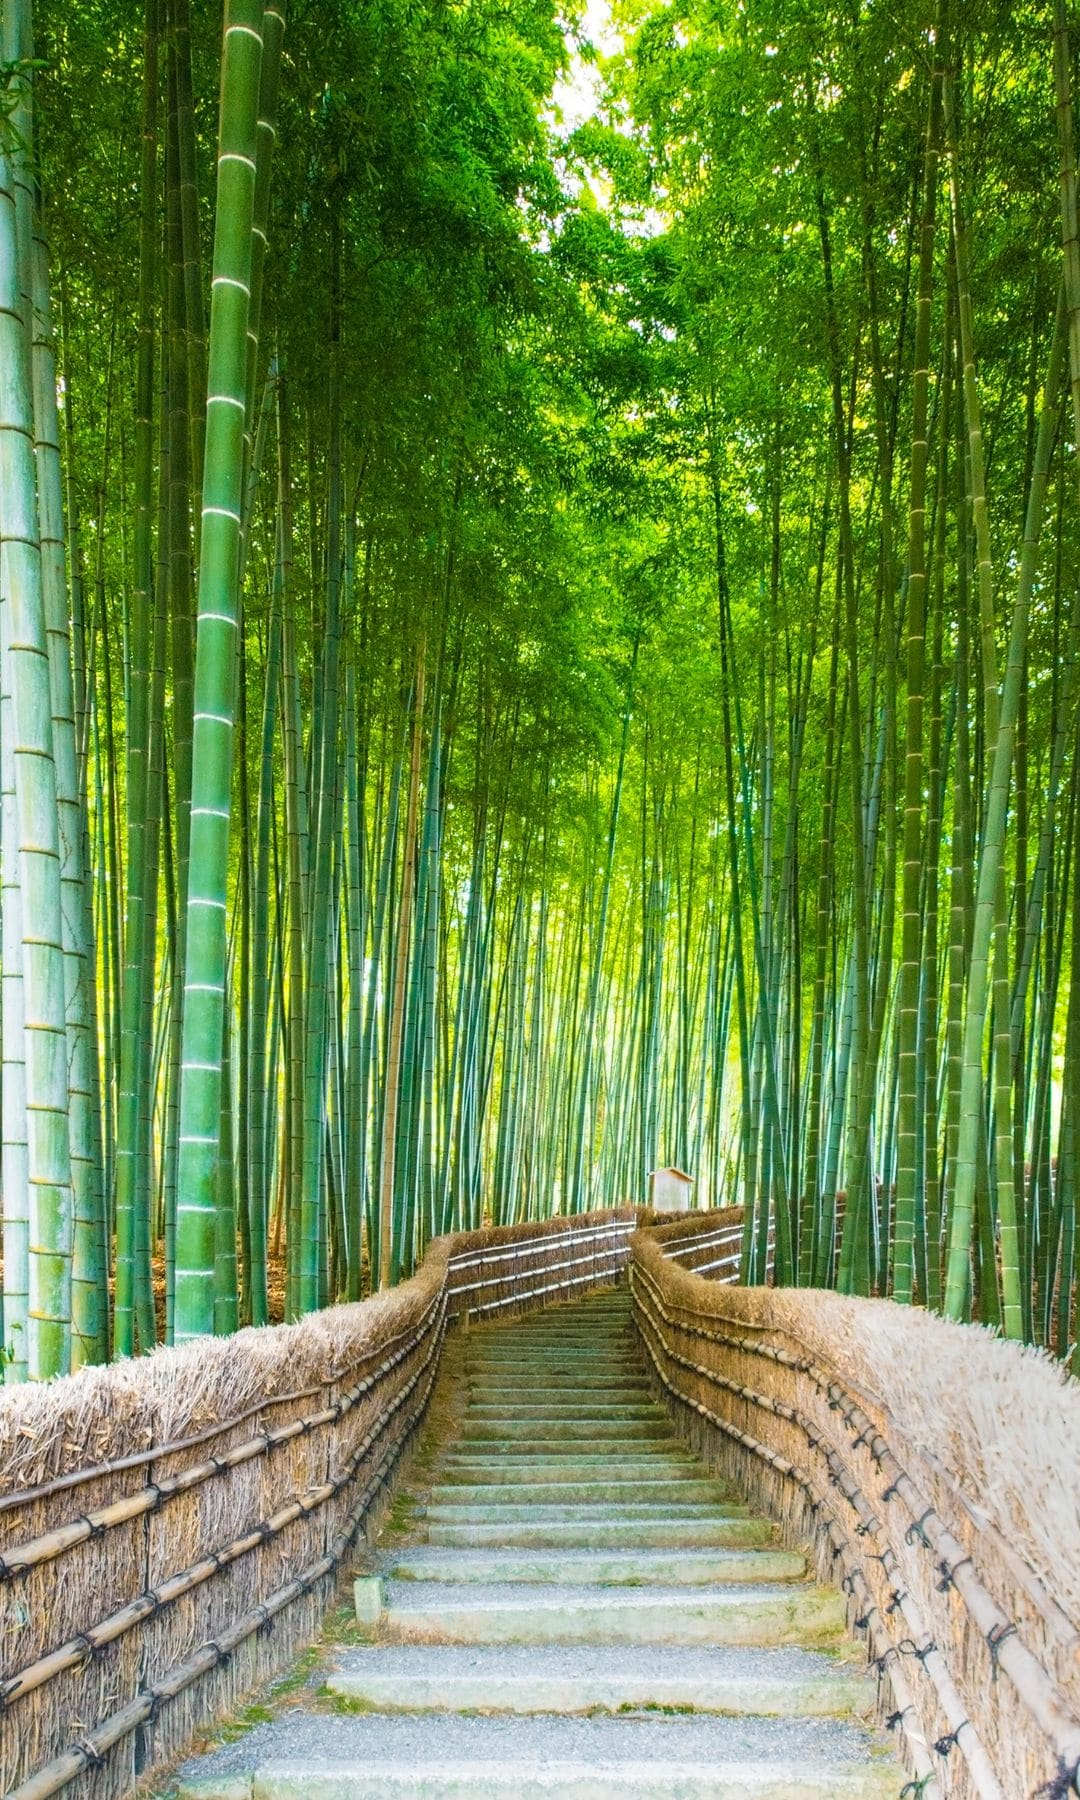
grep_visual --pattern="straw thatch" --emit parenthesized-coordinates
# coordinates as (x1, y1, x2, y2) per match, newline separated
(629, 1228, 1080, 1800)
(0, 1208, 641, 1800)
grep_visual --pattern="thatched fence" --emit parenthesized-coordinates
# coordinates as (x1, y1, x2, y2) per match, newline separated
(630, 1225, 1080, 1800)
(11, 1196, 1068, 1800)
(0, 1207, 639, 1800)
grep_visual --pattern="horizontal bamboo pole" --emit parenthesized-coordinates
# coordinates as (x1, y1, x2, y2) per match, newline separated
(0, 1300, 446, 1712)
(631, 1274, 946, 1798)
(0, 1212, 668, 1800)
(6, 1347, 440, 1800)
(0, 1381, 322, 1515)
(451, 1252, 626, 1304)
(0, 1285, 446, 1581)
(0, 1285, 445, 1518)
(446, 1220, 635, 1279)
(631, 1239, 1080, 1796)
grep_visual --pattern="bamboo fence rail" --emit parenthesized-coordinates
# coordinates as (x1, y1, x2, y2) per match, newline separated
(629, 1226, 1080, 1800)
(0, 1205, 645, 1800)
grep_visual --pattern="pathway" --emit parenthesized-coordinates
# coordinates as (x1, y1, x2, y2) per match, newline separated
(173, 1289, 902, 1797)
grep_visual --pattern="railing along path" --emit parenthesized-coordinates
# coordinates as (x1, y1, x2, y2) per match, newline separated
(0, 1201, 1077, 1800)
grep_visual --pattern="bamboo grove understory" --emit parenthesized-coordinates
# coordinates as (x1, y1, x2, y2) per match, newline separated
(0, 0, 1079, 1378)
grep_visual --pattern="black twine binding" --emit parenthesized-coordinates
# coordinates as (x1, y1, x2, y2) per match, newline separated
(1033, 1760, 1080, 1799)
(934, 1729, 962, 1757)
(73, 1735, 106, 1771)
(937, 1554, 971, 1592)
(905, 1510, 933, 1548)
(987, 1620, 1017, 1675)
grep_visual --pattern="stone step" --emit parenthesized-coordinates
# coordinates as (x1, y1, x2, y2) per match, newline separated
(424, 1501, 734, 1524)
(425, 1517, 776, 1550)
(451, 1442, 687, 1464)
(460, 1419, 676, 1441)
(475, 1326, 631, 1339)
(177, 1757, 899, 1796)
(465, 1379, 651, 1395)
(464, 1402, 661, 1420)
(467, 1349, 635, 1362)
(464, 1353, 633, 1360)
(470, 1342, 633, 1354)
(379, 1580, 847, 1647)
(435, 1457, 705, 1484)
(173, 1712, 900, 1799)
(433, 1454, 694, 1468)
(384, 1546, 807, 1585)
(465, 1364, 641, 1380)
(467, 1371, 649, 1385)
(326, 1643, 875, 1719)
(427, 1479, 738, 1506)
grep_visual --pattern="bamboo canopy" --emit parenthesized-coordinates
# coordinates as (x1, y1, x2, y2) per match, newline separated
(0, 0, 1076, 1375)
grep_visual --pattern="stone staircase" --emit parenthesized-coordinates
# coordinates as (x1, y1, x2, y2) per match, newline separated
(174, 1288, 902, 1798)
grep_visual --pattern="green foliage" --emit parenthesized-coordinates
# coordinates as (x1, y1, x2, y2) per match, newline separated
(2, 0, 1078, 1370)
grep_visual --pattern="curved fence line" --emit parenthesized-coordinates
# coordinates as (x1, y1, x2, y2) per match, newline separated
(628, 1227, 1080, 1800)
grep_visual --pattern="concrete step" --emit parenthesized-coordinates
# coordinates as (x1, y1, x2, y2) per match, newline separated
(436, 1462, 703, 1483)
(467, 1371, 649, 1386)
(446, 1438, 687, 1456)
(476, 1338, 632, 1349)
(423, 1501, 736, 1524)
(476, 1328, 631, 1340)
(384, 1546, 807, 1586)
(465, 1365, 642, 1381)
(173, 1712, 900, 1798)
(445, 1437, 690, 1454)
(466, 1350, 635, 1363)
(380, 1580, 847, 1647)
(326, 1643, 875, 1718)
(464, 1403, 661, 1420)
(435, 1458, 705, 1484)
(425, 1517, 776, 1550)
(467, 1353, 637, 1363)
(464, 1388, 653, 1405)
(460, 1420, 677, 1441)
(427, 1480, 738, 1506)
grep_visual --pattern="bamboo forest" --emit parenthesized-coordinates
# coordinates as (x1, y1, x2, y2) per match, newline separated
(1, 0, 1079, 1381)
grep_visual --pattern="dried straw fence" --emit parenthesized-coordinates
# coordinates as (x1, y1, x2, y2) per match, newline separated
(630, 1225, 1080, 1800)
(0, 1207, 639, 1800)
